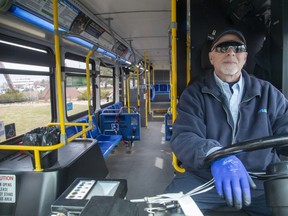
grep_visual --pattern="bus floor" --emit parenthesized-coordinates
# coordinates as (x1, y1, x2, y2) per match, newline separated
(105, 121, 175, 216)
(104, 121, 248, 216)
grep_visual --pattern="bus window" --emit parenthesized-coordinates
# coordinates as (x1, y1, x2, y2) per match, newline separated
(0, 63, 51, 142)
(64, 58, 93, 118)
(0, 35, 56, 142)
(100, 66, 114, 105)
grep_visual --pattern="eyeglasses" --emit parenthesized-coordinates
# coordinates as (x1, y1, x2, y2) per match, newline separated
(212, 41, 247, 53)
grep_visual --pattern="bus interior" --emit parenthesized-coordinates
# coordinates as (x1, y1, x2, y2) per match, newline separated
(0, 0, 288, 216)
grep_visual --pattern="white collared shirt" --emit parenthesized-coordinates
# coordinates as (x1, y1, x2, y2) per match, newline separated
(214, 72, 245, 129)
(206, 72, 245, 156)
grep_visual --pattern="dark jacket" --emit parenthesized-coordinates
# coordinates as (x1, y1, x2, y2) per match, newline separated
(170, 70, 288, 180)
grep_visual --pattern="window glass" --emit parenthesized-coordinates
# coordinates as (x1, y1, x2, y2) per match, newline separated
(100, 66, 114, 105)
(1, 62, 49, 72)
(65, 59, 91, 70)
(65, 75, 91, 116)
(0, 66, 50, 142)
(64, 59, 92, 117)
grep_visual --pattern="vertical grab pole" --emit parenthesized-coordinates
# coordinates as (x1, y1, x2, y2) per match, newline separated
(125, 75, 128, 107)
(136, 67, 140, 109)
(53, 0, 66, 144)
(34, 150, 43, 172)
(147, 56, 151, 115)
(171, 0, 185, 173)
(127, 69, 138, 113)
(86, 47, 97, 134)
(126, 75, 131, 113)
(144, 52, 148, 127)
(170, 67, 173, 110)
(152, 64, 155, 85)
(86, 48, 96, 123)
(186, 34, 191, 85)
(171, 0, 177, 123)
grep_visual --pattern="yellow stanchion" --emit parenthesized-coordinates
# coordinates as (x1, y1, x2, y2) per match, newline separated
(0, 1, 97, 172)
(147, 56, 151, 115)
(171, 0, 185, 173)
(144, 52, 148, 127)
(186, 33, 191, 85)
(136, 67, 140, 108)
(53, 0, 66, 144)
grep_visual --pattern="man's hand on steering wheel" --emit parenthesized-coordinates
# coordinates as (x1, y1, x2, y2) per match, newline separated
(211, 155, 256, 209)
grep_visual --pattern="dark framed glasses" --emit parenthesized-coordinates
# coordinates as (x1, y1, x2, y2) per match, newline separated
(212, 41, 247, 53)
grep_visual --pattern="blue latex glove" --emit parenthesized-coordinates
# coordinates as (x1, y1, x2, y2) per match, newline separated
(211, 155, 256, 209)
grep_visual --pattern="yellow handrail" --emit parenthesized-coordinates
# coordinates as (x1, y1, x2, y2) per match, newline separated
(86, 49, 96, 124)
(152, 64, 155, 85)
(136, 67, 140, 108)
(147, 56, 151, 115)
(48, 122, 91, 140)
(126, 77, 131, 113)
(171, 0, 177, 123)
(53, 0, 66, 144)
(0, 0, 96, 173)
(144, 52, 148, 127)
(126, 68, 139, 113)
(186, 33, 191, 85)
(0, 122, 92, 171)
(0, 143, 63, 172)
(171, 0, 185, 173)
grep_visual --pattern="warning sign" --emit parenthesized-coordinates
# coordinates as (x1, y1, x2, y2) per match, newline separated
(0, 121, 4, 137)
(5, 123, 16, 139)
(0, 175, 16, 203)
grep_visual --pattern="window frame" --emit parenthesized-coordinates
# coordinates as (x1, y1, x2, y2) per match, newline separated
(64, 52, 96, 121)
(0, 33, 56, 143)
(99, 63, 115, 108)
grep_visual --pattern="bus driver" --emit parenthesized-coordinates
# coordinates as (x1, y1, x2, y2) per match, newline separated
(165, 29, 288, 216)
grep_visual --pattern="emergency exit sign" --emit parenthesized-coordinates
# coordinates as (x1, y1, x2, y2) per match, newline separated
(0, 175, 16, 203)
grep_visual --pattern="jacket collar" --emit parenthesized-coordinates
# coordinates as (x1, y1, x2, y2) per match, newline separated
(241, 70, 261, 100)
(202, 70, 261, 100)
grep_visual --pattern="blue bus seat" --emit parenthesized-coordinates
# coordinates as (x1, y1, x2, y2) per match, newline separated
(102, 105, 120, 114)
(150, 86, 156, 101)
(84, 115, 122, 158)
(65, 125, 78, 138)
(165, 112, 173, 141)
(159, 84, 168, 92)
(75, 118, 88, 137)
(99, 112, 141, 141)
(114, 104, 120, 110)
(151, 83, 170, 102)
(98, 102, 124, 116)
(114, 101, 123, 110)
(153, 83, 170, 94)
(154, 84, 159, 91)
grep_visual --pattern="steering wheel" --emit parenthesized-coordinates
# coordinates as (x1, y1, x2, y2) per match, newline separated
(205, 134, 288, 164)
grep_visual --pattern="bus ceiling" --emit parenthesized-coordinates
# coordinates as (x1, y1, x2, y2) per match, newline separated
(1, 0, 287, 95)
(0, 0, 272, 67)
(0, 0, 171, 70)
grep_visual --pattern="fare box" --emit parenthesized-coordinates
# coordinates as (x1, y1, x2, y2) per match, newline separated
(0, 175, 16, 203)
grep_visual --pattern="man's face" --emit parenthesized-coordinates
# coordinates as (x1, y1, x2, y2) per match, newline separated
(209, 34, 248, 82)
